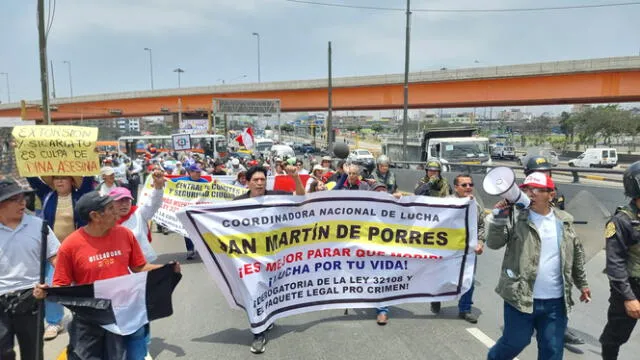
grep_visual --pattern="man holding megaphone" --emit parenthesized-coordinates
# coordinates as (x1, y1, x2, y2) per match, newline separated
(484, 171, 591, 360)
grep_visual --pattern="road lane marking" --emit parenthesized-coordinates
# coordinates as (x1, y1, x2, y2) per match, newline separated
(466, 327, 520, 360)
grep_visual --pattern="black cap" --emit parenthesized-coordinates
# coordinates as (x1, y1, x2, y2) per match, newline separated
(76, 191, 113, 222)
(0, 179, 33, 203)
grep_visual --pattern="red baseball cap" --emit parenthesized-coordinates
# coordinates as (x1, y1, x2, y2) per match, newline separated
(519, 172, 555, 190)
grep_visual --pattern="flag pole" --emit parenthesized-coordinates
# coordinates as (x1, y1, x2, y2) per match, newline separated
(35, 220, 49, 360)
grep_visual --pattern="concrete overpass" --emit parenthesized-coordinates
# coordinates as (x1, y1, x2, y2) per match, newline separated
(1, 56, 640, 121)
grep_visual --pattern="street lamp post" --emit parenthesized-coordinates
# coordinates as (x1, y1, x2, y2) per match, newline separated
(252, 32, 261, 83)
(173, 68, 185, 88)
(0, 72, 9, 103)
(401, 0, 412, 162)
(63, 61, 73, 98)
(144, 48, 154, 90)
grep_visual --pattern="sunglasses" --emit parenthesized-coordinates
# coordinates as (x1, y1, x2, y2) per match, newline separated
(457, 183, 474, 188)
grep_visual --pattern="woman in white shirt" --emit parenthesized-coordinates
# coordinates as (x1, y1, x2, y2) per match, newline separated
(109, 169, 165, 262)
(305, 165, 326, 192)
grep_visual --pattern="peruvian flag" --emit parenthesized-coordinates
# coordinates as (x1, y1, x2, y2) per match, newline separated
(235, 127, 255, 150)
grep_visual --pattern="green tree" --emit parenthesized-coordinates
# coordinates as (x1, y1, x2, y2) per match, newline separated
(573, 105, 629, 148)
(559, 111, 575, 146)
(371, 124, 384, 134)
(524, 116, 552, 146)
(622, 112, 640, 152)
(280, 124, 294, 133)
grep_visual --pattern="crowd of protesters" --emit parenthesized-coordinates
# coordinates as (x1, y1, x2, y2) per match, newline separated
(1, 145, 179, 360)
(7, 133, 640, 360)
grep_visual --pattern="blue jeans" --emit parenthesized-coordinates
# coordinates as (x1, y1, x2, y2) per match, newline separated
(488, 298, 567, 360)
(185, 237, 194, 252)
(125, 324, 150, 360)
(458, 283, 475, 313)
(45, 263, 64, 325)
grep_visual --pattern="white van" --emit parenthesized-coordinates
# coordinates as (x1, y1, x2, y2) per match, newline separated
(568, 148, 618, 168)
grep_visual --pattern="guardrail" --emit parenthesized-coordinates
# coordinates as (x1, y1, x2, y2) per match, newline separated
(388, 161, 624, 183)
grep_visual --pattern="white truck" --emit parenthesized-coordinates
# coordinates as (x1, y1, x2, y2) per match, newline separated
(382, 127, 492, 171)
(568, 148, 618, 168)
(253, 138, 274, 155)
(491, 143, 516, 159)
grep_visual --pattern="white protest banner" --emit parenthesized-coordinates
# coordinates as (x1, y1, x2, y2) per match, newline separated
(139, 175, 246, 237)
(177, 191, 477, 334)
(140, 173, 311, 236)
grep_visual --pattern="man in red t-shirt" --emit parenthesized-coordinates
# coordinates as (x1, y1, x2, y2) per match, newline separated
(35, 191, 180, 360)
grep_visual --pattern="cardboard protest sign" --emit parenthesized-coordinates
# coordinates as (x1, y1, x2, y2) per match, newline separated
(12, 125, 100, 176)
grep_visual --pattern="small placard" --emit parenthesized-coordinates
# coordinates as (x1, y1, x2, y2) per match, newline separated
(172, 133, 191, 151)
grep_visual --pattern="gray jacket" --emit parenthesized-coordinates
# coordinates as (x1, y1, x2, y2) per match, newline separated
(485, 207, 589, 314)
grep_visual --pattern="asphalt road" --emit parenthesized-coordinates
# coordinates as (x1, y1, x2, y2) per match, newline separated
(35, 150, 634, 360)
(41, 216, 639, 360)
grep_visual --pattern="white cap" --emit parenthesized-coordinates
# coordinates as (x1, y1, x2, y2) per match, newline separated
(101, 167, 115, 176)
(312, 164, 326, 172)
(231, 158, 240, 166)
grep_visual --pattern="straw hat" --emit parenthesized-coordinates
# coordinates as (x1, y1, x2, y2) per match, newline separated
(41, 176, 83, 190)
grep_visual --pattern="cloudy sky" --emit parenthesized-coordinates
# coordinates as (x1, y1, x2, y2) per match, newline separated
(0, 0, 638, 115)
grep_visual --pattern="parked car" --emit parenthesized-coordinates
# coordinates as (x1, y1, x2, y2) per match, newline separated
(229, 152, 252, 161)
(518, 148, 559, 167)
(292, 142, 304, 151)
(568, 148, 618, 168)
(301, 143, 316, 153)
(349, 149, 375, 161)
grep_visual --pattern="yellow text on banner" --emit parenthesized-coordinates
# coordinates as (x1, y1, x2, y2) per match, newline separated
(11, 125, 100, 176)
(201, 220, 467, 258)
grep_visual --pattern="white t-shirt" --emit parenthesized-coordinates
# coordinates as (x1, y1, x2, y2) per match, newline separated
(529, 210, 564, 299)
(98, 182, 118, 196)
(0, 214, 60, 295)
(120, 188, 163, 262)
(113, 163, 128, 185)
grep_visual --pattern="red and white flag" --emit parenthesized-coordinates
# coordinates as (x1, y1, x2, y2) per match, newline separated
(235, 127, 255, 150)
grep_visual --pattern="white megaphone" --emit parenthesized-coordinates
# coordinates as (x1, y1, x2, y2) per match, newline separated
(483, 167, 530, 211)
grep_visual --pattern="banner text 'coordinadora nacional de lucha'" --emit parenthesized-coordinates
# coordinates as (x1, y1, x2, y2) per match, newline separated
(177, 191, 478, 334)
